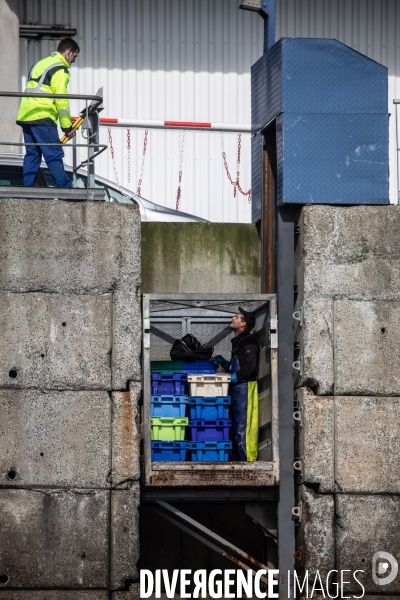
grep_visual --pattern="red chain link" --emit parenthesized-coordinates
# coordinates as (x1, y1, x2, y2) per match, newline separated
(137, 129, 148, 197)
(108, 127, 115, 159)
(221, 134, 251, 202)
(176, 170, 182, 211)
(127, 128, 131, 183)
(108, 127, 119, 184)
(176, 133, 185, 211)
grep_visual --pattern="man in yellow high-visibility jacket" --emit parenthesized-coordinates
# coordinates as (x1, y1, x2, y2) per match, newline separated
(16, 38, 79, 188)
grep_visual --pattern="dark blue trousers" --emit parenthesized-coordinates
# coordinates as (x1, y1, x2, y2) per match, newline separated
(22, 124, 72, 188)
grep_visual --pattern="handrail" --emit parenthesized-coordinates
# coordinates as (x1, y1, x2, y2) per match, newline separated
(0, 90, 105, 199)
(394, 100, 400, 202)
(0, 91, 102, 102)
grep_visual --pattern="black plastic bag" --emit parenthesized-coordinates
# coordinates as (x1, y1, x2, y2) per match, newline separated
(170, 334, 214, 362)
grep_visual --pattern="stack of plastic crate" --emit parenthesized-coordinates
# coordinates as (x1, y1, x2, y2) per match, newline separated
(187, 373, 232, 461)
(150, 371, 188, 461)
(149, 361, 217, 461)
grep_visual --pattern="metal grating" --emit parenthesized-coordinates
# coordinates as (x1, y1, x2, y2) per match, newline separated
(190, 323, 232, 358)
(149, 300, 264, 361)
(150, 322, 182, 361)
(150, 321, 233, 361)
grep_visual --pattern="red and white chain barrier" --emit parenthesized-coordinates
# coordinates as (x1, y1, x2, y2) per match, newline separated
(94, 118, 250, 133)
(96, 119, 252, 203)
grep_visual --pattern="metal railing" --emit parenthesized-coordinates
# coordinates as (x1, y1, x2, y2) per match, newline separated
(394, 99, 400, 202)
(0, 90, 107, 199)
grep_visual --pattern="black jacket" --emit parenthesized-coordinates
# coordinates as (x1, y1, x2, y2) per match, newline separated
(230, 331, 260, 382)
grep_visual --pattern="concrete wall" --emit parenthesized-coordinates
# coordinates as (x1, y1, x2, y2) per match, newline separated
(141, 222, 261, 293)
(294, 205, 400, 595)
(0, 200, 141, 594)
(0, 1, 19, 150)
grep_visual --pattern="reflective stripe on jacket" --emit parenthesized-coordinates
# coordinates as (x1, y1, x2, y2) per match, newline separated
(17, 52, 72, 130)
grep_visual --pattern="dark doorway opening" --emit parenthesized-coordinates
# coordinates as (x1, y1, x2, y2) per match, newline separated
(261, 121, 277, 294)
(139, 500, 277, 594)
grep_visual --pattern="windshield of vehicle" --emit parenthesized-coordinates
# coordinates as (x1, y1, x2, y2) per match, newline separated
(42, 168, 136, 204)
(0, 165, 24, 186)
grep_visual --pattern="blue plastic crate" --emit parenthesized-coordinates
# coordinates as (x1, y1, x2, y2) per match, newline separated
(151, 373, 188, 395)
(188, 396, 230, 419)
(151, 395, 188, 418)
(189, 419, 231, 442)
(151, 361, 183, 373)
(181, 360, 217, 374)
(189, 441, 232, 462)
(152, 441, 188, 462)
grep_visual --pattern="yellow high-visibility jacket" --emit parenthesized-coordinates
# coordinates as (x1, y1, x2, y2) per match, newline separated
(17, 52, 72, 131)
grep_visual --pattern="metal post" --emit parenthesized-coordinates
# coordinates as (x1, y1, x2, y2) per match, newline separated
(395, 102, 400, 203)
(72, 135, 77, 188)
(85, 99, 94, 195)
(276, 205, 295, 600)
(88, 110, 99, 190)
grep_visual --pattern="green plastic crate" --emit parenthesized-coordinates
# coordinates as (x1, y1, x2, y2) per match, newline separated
(151, 417, 188, 441)
(151, 361, 183, 373)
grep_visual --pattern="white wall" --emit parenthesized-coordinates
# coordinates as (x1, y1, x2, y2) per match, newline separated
(19, 0, 263, 222)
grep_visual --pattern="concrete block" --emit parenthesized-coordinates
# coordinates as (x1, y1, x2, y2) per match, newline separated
(0, 390, 111, 488)
(0, 594, 109, 599)
(112, 584, 140, 599)
(0, 292, 111, 389)
(0, 1, 20, 149)
(336, 396, 400, 493)
(111, 385, 141, 487)
(295, 298, 334, 395)
(296, 487, 335, 579)
(141, 223, 260, 294)
(334, 300, 400, 395)
(112, 291, 141, 389)
(337, 495, 400, 593)
(295, 388, 334, 492)
(296, 205, 400, 300)
(0, 489, 109, 588)
(111, 484, 140, 590)
(0, 200, 140, 294)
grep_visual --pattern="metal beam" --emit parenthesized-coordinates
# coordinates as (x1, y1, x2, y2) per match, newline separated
(19, 24, 77, 39)
(141, 489, 278, 502)
(144, 293, 277, 302)
(276, 205, 296, 599)
(157, 501, 269, 572)
(150, 506, 269, 586)
(0, 186, 105, 201)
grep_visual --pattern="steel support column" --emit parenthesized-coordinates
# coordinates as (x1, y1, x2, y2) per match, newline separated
(277, 205, 295, 599)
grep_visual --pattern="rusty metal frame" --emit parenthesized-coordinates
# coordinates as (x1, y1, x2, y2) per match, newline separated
(142, 293, 279, 487)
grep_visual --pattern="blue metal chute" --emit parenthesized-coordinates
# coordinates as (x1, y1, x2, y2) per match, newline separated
(251, 37, 389, 213)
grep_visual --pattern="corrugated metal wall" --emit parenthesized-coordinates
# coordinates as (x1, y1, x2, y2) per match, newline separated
(18, 1, 400, 217)
(276, 0, 398, 204)
(18, 0, 263, 222)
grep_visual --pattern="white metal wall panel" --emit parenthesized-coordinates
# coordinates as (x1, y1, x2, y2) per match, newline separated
(19, 1, 398, 214)
(18, 0, 263, 222)
(276, 0, 398, 204)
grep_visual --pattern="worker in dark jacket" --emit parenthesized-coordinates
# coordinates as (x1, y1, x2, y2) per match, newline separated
(214, 307, 259, 461)
(16, 38, 79, 188)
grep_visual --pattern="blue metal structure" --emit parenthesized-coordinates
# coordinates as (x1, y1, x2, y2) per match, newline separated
(251, 37, 389, 218)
